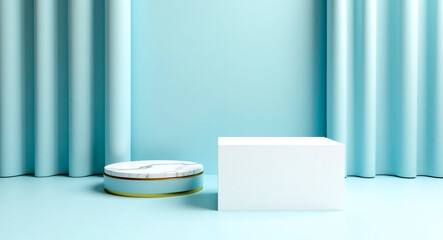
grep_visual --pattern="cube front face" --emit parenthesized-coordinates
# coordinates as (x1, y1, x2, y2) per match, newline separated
(218, 137, 345, 211)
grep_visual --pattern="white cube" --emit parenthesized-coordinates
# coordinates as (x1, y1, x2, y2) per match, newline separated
(218, 137, 345, 211)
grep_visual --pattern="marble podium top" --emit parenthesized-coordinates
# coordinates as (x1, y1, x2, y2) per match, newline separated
(104, 160, 203, 179)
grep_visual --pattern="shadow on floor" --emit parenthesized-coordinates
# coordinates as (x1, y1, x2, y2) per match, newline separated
(89, 180, 218, 209)
(92, 183, 105, 194)
(184, 192, 218, 211)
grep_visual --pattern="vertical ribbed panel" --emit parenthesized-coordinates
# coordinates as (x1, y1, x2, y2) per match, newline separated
(348, 0, 377, 177)
(329, 0, 442, 177)
(332, 0, 377, 177)
(327, 0, 348, 175)
(92, 0, 106, 174)
(435, 0, 443, 176)
(376, 0, 412, 176)
(35, 0, 57, 176)
(35, 0, 59, 176)
(361, 0, 377, 176)
(346, 0, 355, 176)
(419, 0, 443, 176)
(24, 0, 35, 175)
(417, 0, 426, 176)
(69, 0, 94, 176)
(0, 0, 112, 177)
(0, 0, 26, 176)
(398, 0, 418, 177)
(105, 0, 131, 165)
(327, 0, 348, 142)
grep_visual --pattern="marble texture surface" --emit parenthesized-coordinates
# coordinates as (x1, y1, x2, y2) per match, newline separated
(104, 160, 203, 179)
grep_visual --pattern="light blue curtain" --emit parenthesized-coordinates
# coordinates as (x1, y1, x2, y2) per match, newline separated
(0, 0, 131, 177)
(328, 0, 443, 177)
(0, 0, 35, 176)
(105, 0, 132, 166)
(2, 0, 442, 178)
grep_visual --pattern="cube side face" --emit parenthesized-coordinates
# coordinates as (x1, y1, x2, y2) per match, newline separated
(218, 144, 345, 211)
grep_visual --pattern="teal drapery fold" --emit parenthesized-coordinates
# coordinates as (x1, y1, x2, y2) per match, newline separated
(0, 0, 32, 176)
(35, 0, 69, 176)
(0, 0, 131, 177)
(105, 0, 131, 166)
(327, 0, 443, 177)
(69, 0, 108, 177)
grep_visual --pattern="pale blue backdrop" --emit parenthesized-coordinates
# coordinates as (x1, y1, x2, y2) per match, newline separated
(131, 0, 327, 174)
(3, 0, 439, 177)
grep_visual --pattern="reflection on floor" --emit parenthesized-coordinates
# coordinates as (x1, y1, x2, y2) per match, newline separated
(0, 175, 441, 239)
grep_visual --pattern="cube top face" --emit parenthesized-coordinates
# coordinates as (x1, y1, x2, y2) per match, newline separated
(218, 137, 343, 146)
(218, 137, 345, 211)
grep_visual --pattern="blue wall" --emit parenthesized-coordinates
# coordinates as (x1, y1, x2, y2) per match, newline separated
(131, 0, 327, 174)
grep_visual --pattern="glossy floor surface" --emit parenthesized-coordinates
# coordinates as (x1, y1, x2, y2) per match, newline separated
(0, 175, 442, 240)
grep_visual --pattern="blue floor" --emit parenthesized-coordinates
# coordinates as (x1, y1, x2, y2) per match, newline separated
(0, 175, 442, 240)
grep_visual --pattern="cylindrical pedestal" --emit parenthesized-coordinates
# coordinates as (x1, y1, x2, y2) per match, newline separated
(104, 160, 204, 198)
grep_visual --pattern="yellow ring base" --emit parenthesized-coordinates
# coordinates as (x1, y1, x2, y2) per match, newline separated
(104, 186, 203, 198)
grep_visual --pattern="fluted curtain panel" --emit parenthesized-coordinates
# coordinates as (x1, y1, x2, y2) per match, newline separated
(328, 0, 443, 177)
(0, 0, 131, 177)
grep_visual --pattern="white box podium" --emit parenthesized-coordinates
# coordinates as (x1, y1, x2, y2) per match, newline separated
(218, 137, 345, 211)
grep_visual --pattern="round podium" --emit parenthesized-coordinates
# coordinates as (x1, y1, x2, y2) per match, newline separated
(104, 160, 203, 197)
